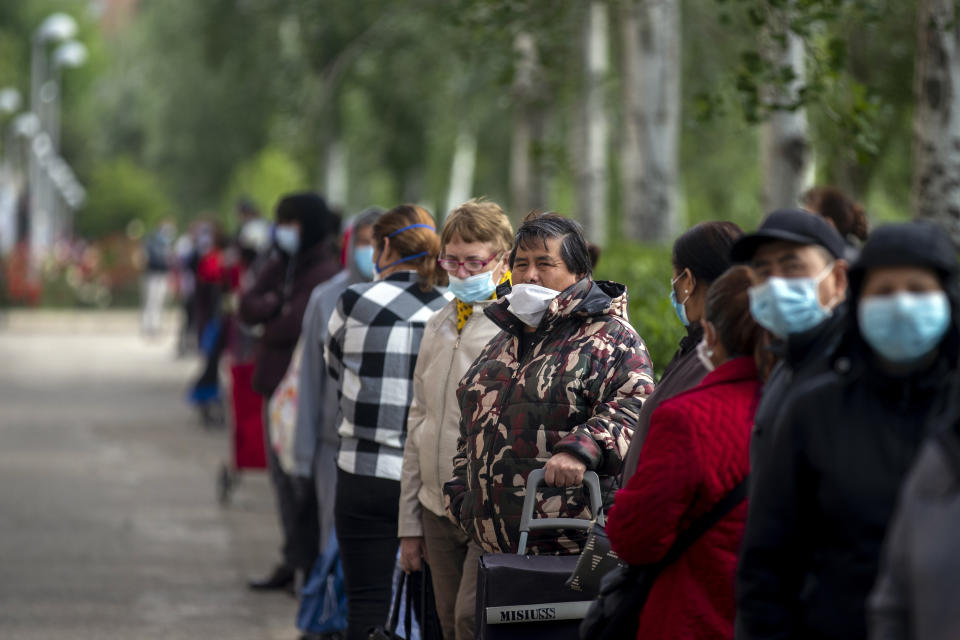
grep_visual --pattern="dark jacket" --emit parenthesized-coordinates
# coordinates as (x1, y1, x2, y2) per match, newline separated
(443, 278, 655, 554)
(621, 324, 707, 483)
(737, 353, 951, 640)
(749, 306, 847, 468)
(239, 241, 340, 397)
(869, 416, 960, 640)
(737, 333, 959, 639)
(738, 221, 960, 640)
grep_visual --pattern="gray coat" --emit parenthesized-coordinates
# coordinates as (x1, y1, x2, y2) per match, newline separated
(293, 212, 378, 550)
(869, 426, 960, 640)
(295, 272, 355, 468)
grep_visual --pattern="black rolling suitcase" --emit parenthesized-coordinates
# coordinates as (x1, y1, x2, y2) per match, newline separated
(475, 469, 602, 640)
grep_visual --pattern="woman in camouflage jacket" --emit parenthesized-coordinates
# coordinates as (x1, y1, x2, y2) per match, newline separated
(443, 213, 655, 555)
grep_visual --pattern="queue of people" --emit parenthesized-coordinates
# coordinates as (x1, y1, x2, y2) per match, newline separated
(227, 188, 959, 640)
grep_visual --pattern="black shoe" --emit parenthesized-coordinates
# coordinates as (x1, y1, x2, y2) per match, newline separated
(247, 564, 295, 592)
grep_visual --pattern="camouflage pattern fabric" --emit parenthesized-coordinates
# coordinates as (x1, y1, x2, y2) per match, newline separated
(443, 278, 655, 555)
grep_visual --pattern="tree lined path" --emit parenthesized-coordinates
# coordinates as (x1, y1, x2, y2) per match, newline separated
(0, 311, 296, 639)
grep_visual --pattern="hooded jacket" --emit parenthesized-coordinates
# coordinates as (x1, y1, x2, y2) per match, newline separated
(736, 222, 960, 640)
(239, 194, 341, 397)
(868, 414, 960, 640)
(443, 277, 655, 554)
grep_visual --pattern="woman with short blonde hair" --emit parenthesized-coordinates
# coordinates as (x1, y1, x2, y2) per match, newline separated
(399, 198, 513, 640)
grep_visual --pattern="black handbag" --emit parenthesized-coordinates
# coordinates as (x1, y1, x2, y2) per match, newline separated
(368, 566, 444, 640)
(565, 522, 620, 595)
(367, 569, 412, 640)
(578, 476, 749, 639)
(416, 563, 444, 640)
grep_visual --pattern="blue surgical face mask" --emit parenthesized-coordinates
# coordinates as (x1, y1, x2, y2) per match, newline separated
(275, 226, 300, 254)
(670, 273, 691, 326)
(449, 270, 497, 303)
(353, 245, 375, 279)
(748, 263, 835, 338)
(858, 291, 951, 364)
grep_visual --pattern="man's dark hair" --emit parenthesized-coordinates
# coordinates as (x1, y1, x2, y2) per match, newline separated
(509, 211, 593, 277)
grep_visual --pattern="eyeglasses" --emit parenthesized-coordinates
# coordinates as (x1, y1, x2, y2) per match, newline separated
(437, 253, 501, 274)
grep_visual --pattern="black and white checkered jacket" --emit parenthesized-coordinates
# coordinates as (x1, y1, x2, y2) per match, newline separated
(325, 271, 452, 480)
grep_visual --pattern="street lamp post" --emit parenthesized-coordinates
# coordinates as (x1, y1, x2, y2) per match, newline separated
(0, 88, 22, 173)
(28, 12, 77, 272)
(0, 88, 22, 256)
(44, 41, 86, 243)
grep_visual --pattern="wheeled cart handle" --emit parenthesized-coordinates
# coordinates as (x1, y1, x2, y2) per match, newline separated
(516, 468, 602, 554)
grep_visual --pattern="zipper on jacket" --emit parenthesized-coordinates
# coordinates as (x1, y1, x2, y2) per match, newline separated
(485, 323, 545, 553)
(433, 319, 461, 502)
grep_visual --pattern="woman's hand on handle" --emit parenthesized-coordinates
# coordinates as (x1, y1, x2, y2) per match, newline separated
(544, 452, 587, 487)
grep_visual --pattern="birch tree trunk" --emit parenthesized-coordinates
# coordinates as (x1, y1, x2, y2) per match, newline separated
(620, 0, 681, 243)
(913, 0, 960, 240)
(510, 105, 533, 216)
(324, 135, 349, 210)
(761, 4, 812, 212)
(577, 1, 610, 245)
(510, 32, 547, 216)
(444, 125, 477, 217)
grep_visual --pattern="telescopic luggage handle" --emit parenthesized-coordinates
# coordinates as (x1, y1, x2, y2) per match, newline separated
(517, 468, 602, 555)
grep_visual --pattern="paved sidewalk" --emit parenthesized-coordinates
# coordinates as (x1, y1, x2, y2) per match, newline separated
(0, 310, 300, 639)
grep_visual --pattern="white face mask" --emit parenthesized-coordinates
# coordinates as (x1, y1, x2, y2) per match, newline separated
(696, 338, 716, 372)
(505, 283, 561, 328)
(275, 226, 300, 254)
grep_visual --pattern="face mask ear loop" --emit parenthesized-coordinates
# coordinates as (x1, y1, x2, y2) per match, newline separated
(815, 261, 836, 283)
(673, 270, 695, 306)
(493, 252, 506, 273)
(373, 246, 384, 275)
(816, 261, 838, 310)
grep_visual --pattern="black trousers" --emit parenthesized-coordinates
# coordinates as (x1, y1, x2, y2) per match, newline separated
(263, 405, 318, 573)
(335, 468, 401, 640)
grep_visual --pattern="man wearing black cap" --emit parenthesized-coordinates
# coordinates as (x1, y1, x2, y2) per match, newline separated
(731, 209, 850, 640)
(730, 209, 849, 463)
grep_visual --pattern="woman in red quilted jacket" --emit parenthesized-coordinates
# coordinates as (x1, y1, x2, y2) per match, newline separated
(606, 265, 765, 640)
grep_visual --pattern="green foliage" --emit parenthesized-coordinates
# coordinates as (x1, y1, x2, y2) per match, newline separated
(221, 148, 309, 227)
(696, 0, 915, 211)
(22, 0, 918, 256)
(594, 243, 681, 379)
(808, 0, 915, 203)
(77, 157, 173, 239)
(681, 0, 766, 230)
(90, 0, 283, 212)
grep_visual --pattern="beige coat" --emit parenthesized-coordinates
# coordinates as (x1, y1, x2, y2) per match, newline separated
(398, 298, 502, 537)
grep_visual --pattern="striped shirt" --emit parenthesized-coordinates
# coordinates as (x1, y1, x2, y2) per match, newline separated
(325, 271, 451, 480)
